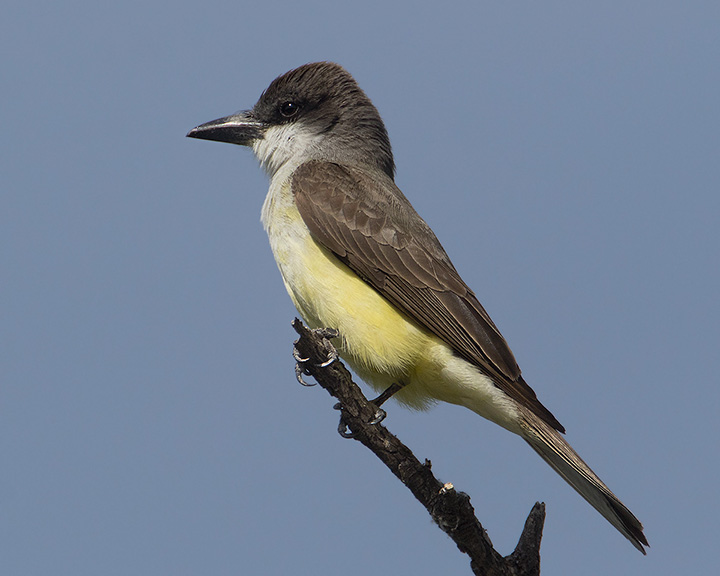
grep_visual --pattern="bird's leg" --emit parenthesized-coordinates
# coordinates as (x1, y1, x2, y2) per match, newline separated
(370, 382, 404, 408)
(367, 382, 405, 425)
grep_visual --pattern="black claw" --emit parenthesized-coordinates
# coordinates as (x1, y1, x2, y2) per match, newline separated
(294, 329, 338, 370)
(293, 340, 316, 386)
(333, 401, 386, 433)
(337, 418, 356, 438)
(368, 408, 387, 425)
(333, 403, 356, 438)
(294, 362, 316, 386)
(318, 348, 337, 367)
(315, 328, 338, 367)
(292, 344, 310, 363)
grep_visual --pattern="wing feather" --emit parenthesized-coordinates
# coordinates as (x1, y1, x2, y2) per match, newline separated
(292, 160, 563, 432)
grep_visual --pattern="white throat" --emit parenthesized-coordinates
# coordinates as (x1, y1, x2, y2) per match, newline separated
(252, 123, 324, 178)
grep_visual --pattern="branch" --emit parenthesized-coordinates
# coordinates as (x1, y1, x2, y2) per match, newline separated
(291, 319, 544, 576)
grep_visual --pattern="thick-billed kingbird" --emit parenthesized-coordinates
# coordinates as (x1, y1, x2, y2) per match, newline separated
(187, 62, 647, 553)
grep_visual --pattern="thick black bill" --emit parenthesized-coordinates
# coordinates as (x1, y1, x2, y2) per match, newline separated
(186, 111, 264, 146)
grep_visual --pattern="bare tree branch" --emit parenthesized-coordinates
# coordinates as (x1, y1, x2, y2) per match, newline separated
(291, 319, 544, 576)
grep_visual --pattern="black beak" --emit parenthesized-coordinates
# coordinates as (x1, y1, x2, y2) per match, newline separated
(187, 110, 265, 146)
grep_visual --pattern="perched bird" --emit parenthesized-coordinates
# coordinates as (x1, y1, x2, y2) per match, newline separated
(187, 62, 647, 553)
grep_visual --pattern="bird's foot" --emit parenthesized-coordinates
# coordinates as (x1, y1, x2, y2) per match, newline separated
(368, 407, 387, 425)
(366, 382, 404, 424)
(333, 381, 404, 437)
(292, 327, 340, 386)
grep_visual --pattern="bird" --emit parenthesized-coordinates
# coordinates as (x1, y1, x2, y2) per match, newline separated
(187, 61, 647, 553)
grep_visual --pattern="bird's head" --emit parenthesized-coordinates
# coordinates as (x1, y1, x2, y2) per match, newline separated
(187, 62, 395, 179)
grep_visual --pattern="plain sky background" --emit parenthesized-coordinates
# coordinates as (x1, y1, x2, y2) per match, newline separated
(3, 1, 718, 575)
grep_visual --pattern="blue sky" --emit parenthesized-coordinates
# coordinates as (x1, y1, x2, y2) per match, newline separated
(3, 2, 718, 574)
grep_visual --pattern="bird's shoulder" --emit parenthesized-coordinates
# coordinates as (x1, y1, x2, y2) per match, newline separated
(291, 160, 456, 273)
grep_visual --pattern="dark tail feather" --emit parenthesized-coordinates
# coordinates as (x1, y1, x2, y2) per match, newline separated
(519, 411, 648, 553)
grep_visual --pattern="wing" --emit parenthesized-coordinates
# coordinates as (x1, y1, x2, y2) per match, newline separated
(292, 161, 564, 432)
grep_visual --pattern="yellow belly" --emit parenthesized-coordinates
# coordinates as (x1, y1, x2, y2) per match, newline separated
(283, 221, 439, 407)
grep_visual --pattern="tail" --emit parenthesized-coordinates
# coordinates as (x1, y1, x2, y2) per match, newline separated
(519, 410, 648, 553)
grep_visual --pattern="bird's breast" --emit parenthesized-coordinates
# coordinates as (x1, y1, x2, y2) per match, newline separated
(260, 176, 435, 390)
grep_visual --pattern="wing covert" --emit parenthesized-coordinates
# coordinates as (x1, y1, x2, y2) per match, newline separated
(292, 160, 564, 432)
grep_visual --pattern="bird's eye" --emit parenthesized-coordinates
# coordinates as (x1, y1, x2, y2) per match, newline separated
(279, 101, 300, 118)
